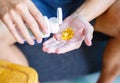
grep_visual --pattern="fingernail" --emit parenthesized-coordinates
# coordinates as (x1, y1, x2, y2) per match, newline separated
(88, 42, 92, 46)
(19, 41, 24, 44)
(37, 34, 42, 43)
(21, 41, 25, 44)
(87, 40, 92, 46)
(18, 39, 24, 44)
(30, 40, 35, 45)
(37, 38, 42, 43)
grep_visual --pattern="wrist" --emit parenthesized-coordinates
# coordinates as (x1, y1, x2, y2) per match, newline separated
(72, 11, 92, 22)
(71, 11, 90, 24)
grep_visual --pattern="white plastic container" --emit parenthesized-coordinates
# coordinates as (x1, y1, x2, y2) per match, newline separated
(29, 7, 62, 39)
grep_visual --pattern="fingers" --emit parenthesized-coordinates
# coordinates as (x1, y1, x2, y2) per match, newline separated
(43, 37, 57, 46)
(2, 13, 24, 44)
(84, 23, 94, 46)
(1, 1, 47, 45)
(60, 15, 94, 47)
(55, 42, 81, 54)
(43, 38, 62, 53)
(54, 34, 62, 41)
(43, 37, 84, 54)
(28, 1, 48, 34)
(10, 9, 34, 45)
(16, 4, 42, 43)
(55, 37, 84, 54)
(43, 41, 81, 54)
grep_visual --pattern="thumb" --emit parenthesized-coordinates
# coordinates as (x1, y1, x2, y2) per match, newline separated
(84, 23, 94, 46)
(97, 66, 120, 83)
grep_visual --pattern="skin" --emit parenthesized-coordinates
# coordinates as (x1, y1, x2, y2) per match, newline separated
(0, 20, 28, 66)
(42, 0, 116, 54)
(0, 0, 48, 45)
(43, 14, 94, 54)
(95, 0, 120, 83)
(0, 0, 119, 83)
(43, 0, 119, 83)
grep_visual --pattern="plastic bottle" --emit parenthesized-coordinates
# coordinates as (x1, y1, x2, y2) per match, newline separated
(29, 7, 62, 39)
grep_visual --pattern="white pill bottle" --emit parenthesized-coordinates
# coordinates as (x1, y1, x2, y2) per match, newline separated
(30, 7, 63, 39)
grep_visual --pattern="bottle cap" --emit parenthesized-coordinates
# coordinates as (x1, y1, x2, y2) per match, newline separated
(57, 7, 62, 25)
(50, 7, 63, 33)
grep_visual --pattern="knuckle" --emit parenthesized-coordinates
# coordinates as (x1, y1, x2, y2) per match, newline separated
(15, 3, 25, 10)
(2, 13, 9, 20)
(20, 29, 27, 34)
(0, 12, 7, 18)
(29, 23, 35, 28)
(34, 13, 41, 18)
(29, 21, 37, 28)
(20, 30, 31, 40)
(9, 28, 16, 34)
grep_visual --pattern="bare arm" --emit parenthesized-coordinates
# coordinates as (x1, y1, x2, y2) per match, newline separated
(75, 0, 116, 22)
(43, 0, 116, 53)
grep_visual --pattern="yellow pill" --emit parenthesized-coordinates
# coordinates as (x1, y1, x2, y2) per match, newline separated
(61, 27, 74, 40)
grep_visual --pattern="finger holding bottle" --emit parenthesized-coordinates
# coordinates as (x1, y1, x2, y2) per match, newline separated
(0, 0, 48, 45)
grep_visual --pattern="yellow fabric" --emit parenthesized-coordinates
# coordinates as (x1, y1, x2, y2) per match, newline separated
(0, 60, 38, 83)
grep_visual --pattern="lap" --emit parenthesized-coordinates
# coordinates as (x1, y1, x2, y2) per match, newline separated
(16, 40, 106, 82)
(0, 20, 16, 45)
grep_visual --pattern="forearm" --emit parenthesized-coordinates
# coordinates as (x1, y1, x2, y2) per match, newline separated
(94, 0, 120, 38)
(74, 0, 116, 22)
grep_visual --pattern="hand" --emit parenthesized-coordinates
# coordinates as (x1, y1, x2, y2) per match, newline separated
(42, 13, 94, 54)
(0, 0, 48, 45)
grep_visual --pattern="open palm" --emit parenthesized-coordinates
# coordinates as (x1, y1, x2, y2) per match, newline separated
(42, 14, 94, 54)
